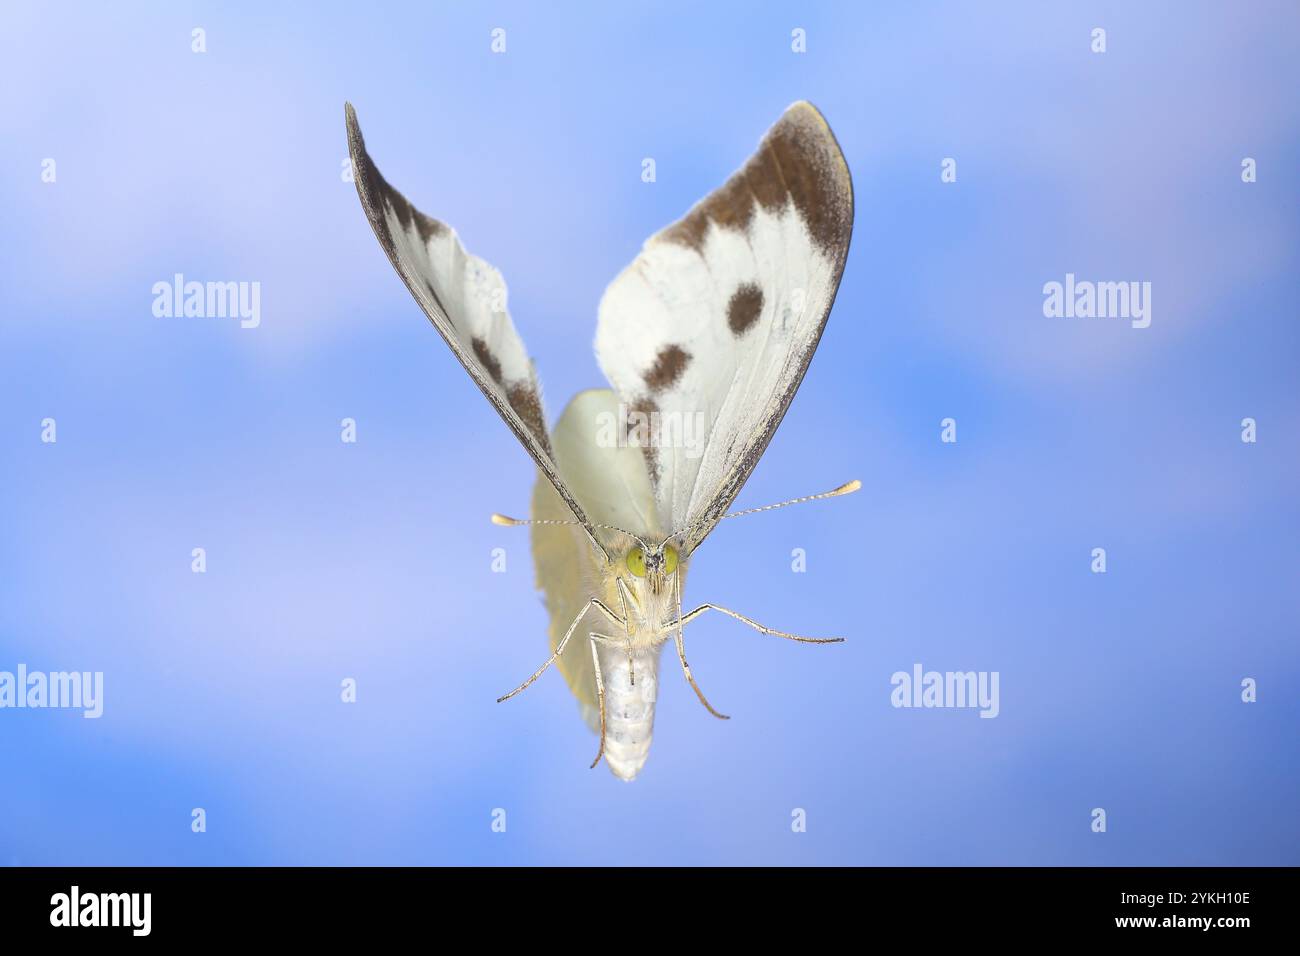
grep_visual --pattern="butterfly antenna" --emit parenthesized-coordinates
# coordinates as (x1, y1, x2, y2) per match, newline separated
(660, 479, 861, 549)
(490, 513, 648, 549)
(718, 479, 861, 521)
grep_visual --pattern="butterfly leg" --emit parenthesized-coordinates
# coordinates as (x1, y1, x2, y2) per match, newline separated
(673, 630, 730, 720)
(669, 604, 845, 644)
(496, 598, 625, 703)
(615, 576, 640, 686)
(585, 632, 623, 770)
(666, 570, 729, 719)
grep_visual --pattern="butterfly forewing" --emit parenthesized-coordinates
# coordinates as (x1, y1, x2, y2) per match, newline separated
(345, 103, 607, 559)
(594, 101, 854, 552)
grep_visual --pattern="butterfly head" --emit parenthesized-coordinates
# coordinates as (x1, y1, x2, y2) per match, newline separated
(623, 541, 682, 596)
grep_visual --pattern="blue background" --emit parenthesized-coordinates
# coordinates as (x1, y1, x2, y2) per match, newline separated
(2, 1, 1297, 865)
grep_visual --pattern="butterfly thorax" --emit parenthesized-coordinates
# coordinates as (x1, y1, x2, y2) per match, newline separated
(609, 548, 686, 650)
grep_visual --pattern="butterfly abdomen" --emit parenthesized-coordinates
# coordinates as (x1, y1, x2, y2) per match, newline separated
(601, 645, 663, 781)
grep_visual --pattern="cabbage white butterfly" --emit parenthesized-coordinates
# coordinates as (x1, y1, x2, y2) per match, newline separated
(346, 101, 857, 780)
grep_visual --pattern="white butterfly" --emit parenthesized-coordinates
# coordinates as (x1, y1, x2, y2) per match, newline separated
(346, 101, 857, 780)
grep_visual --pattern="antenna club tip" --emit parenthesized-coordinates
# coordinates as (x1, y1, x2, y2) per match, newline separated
(837, 479, 862, 495)
(490, 513, 520, 526)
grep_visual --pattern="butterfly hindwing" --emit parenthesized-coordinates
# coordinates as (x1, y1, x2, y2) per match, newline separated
(345, 103, 607, 558)
(594, 101, 854, 552)
(530, 389, 660, 727)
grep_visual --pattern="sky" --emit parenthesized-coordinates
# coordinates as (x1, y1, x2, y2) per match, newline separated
(1, 1, 1297, 865)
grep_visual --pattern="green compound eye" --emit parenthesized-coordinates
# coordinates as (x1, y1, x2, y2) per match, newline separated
(663, 545, 679, 575)
(626, 546, 646, 577)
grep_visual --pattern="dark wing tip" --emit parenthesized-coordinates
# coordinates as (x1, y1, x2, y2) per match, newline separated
(344, 101, 364, 159)
(343, 101, 370, 191)
(344, 105, 448, 248)
(343, 102, 394, 247)
(767, 101, 854, 259)
(657, 101, 854, 260)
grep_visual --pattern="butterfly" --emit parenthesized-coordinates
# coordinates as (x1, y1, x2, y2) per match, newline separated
(346, 100, 857, 780)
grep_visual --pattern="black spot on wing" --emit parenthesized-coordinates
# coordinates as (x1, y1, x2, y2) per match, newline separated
(626, 396, 661, 489)
(727, 284, 764, 336)
(643, 344, 691, 392)
(471, 336, 504, 386)
(506, 383, 549, 453)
